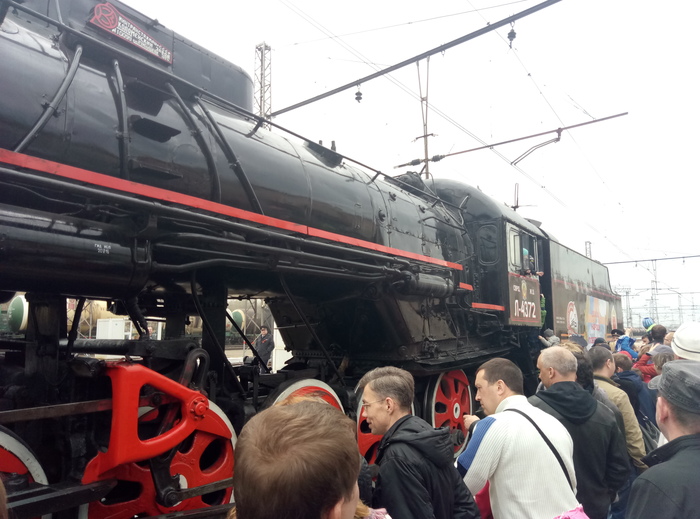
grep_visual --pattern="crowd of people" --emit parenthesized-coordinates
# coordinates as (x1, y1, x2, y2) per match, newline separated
(221, 320, 700, 519)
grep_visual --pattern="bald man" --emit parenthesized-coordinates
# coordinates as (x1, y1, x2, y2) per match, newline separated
(531, 346, 629, 519)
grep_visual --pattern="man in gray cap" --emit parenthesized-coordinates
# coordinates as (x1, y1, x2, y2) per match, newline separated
(626, 360, 700, 518)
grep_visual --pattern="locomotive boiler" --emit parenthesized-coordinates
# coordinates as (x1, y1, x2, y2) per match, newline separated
(0, 0, 623, 517)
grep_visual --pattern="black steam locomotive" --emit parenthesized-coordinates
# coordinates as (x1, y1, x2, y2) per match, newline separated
(0, 0, 622, 517)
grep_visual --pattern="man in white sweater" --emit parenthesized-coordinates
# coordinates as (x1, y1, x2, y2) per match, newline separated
(456, 358, 579, 519)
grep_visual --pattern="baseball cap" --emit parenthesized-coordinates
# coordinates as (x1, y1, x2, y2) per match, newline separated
(648, 360, 700, 414)
(671, 322, 700, 361)
(570, 334, 587, 348)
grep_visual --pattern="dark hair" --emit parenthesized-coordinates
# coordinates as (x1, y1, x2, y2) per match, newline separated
(589, 346, 613, 371)
(477, 358, 524, 395)
(233, 401, 359, 519)
(358, 366, 415, 410)
(260, 325, 269, 332)
(572, 351, 594, 389)
(612, 353, 633, 371)
(650, 324, 667, 342)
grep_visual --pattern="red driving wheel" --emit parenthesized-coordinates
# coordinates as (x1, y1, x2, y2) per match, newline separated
(0, 425, 49, 485)
(423, 370, 472, 456)
(85, 423, 234, 518)
(79, 362, 235, 519)
(266, 379, 344, 411)
(87, 424, 234, 519)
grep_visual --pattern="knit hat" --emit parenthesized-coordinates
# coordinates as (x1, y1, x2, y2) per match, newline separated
(543, 329, 554, 338)
(642, 317, 654, 329)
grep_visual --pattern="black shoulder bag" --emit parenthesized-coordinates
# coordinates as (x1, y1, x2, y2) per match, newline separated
(505, 408, 574, 491)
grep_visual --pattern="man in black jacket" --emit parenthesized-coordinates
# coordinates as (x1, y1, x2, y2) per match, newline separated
(252, 325, 274, 373)
(627, 361, 700, 519)
(531, 346, 629, 519)
(358, 367, 479, 519)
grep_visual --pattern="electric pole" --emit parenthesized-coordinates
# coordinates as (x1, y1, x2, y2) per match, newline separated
(254, 42, 272, 128)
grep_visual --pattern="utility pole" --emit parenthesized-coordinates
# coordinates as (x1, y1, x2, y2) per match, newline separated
(649, 281, 659, 323)
(650, 260, 659, 322)
(415, 58, 433, 180)
(254, 42, 272, 128)
(615, 286, 632, 327)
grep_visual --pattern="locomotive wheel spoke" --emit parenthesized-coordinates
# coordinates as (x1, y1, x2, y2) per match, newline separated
(423, 370, 472, 456)
(83, 404, 235, 519)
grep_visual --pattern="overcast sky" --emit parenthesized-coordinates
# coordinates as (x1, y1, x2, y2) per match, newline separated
(122, 0, 699, 328)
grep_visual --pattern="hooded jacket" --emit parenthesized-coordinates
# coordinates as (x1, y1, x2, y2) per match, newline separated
(614, 336, 639, 360)
(530, 382, 630, 519)
(373, 415, 479, 519)
(539, 329, 561, 348)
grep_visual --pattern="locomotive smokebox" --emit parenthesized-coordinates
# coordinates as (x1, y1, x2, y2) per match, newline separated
(0, 205, 151, 298)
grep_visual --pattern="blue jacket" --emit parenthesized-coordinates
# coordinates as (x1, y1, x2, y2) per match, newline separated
(614, 336, 638, 360)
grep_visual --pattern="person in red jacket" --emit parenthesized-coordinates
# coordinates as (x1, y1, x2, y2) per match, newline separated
(633, 325, 673, 382)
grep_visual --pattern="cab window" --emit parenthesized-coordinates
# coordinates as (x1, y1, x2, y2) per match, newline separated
(477, 225, 498, 264)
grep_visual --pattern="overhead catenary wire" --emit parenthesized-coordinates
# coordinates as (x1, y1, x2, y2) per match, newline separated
(285, 0, 532, 46)
(271, 0, 563, 117)
(394, 112, 627, 168)
(604, 255, 700, 265)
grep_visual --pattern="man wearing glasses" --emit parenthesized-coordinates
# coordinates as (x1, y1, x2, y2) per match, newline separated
(357, 367, 479, 519)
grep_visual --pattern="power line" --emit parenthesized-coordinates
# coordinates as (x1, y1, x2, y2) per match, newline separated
(284, 0, 532, 46)
(603, 255, 700, 265)
(272, 0, 563, 117)
(394, 112, 627, 166)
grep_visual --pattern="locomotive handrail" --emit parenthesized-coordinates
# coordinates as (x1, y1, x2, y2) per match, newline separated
(14, 44, 84, 152)
(0, 161, 423, 271)
(166, 83, 222, 203)
(5, 0, 467, 215)
(151, 233, 404, 276)
(111, 59, 131, 180)
(196, 97, 265, 215)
